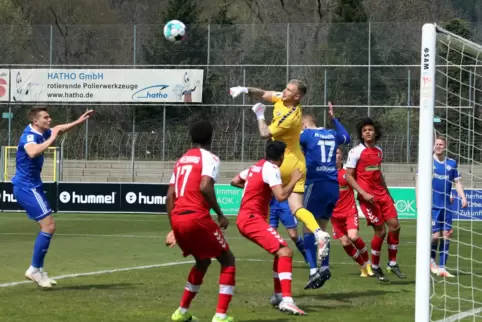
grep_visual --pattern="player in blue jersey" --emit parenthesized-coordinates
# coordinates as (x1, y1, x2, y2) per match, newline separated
(300, 102, 350, 289)
(13, 106, 93, 289)
(416, 135, 467, 278)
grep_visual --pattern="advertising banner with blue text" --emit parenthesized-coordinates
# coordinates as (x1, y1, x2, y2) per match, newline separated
(9, 69, 204, 103)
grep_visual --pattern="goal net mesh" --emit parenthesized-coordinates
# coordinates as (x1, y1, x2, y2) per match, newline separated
(430, 24, 482, 322)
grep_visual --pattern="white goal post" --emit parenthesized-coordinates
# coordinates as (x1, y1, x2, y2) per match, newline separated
(417, 23, 482, 322)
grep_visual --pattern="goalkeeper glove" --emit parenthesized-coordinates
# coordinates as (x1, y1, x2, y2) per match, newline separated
(229, 86, 248, 98)
(252, 103, 266, 120)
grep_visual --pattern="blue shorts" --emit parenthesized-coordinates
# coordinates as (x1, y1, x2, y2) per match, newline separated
(269, 198, 298, 229)
(432, 208, 453, 233)
(13, 185, 52, 221)
(304, 180, 339, 220)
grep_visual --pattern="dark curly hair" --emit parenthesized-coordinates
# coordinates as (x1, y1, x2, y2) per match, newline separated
(357, 117, 382, 143)
(189, 120, 213, 146)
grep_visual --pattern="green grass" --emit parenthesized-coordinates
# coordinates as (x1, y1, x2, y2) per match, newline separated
(0, 213, 480, 322)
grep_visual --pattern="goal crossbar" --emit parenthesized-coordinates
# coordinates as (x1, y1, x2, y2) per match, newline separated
(435, 24, 482, 60)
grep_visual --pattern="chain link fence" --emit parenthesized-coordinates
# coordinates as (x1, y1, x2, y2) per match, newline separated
(0, 22, 480, 182)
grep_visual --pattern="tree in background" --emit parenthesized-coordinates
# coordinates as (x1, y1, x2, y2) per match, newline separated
(140, 0, 208, 136)
(320, 0, 386, 133)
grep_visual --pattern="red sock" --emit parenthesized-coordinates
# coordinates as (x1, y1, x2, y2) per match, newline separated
(371, 235, 384, 268)
(353, 237, 369, 263)
(216, 266, 236, 314)
(343, 244, 365, 266)
(277, 256, 292, 298)
(180, 266, 205, 309)
(387, 230, 400, 264)
(273, 257, 282, 294)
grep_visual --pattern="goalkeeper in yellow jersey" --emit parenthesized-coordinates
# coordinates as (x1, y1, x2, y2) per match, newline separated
(230, 80, 330, 263)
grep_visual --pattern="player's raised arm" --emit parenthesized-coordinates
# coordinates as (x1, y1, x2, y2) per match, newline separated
(55, 110, 94, 132)
(231, 169, 249, 189)
(229, 86, 280, 102)
(328, 102, 350, 145)
(24, 127, 60, 159)
(251, 103, 272, 138)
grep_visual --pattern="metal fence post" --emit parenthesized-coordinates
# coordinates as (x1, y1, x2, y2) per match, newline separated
(406, 69, 411, 163)
(162, 105, 166, 161)
(131, 24, 137, 180)
(286, 23, 290, 83)
(323, 69, 327, 128)
(242, 68, 246, 162)
(367, 22, 371, 117)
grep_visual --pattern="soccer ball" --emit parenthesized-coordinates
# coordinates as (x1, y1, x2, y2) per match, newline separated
(163, 20, 186, 43)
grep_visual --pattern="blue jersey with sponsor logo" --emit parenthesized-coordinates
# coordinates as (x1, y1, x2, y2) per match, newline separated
(12, 125, 51, 188)
(300, 118, 350, 184)
(432, 157, 460, 209)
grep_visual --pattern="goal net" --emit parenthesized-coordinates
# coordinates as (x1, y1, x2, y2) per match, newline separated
(417, 23, 482, 322)
(2, 146, 60, 182)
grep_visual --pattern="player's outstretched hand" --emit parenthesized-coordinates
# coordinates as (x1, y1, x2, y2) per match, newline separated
(218, 214, 229, 230)
(328, 101, 335, 119)
(361, 191, 375, 203)
(291, 168, 303, 182)
(229, 86, 248, 98)
(461, 197, 468, 208)
(252, 102, 266, 120)
(78, 110, 95, 123)
(165, 230, 177, 248)
(50, 126, 62, 139)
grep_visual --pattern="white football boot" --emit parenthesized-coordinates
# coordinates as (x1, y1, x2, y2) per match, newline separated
(25, 269, 52, 289)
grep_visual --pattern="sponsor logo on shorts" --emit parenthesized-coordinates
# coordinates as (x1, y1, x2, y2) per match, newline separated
(267, 227, 285, 244)
(214, 230, 227, 248)
(365, 207, 379, 224)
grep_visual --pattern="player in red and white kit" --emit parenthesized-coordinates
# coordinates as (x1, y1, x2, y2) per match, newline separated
(165, 120, 236, 322)
(235, 140, 306, 316)
(345, 118, 405, 282)
(331, 147, 373, 277)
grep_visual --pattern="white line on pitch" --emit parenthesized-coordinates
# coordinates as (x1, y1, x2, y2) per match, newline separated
(0, 232, 418, 244)
(434, 307, 482, 322)
(0, 258, 416, 289)
(0, 261, 194, 288)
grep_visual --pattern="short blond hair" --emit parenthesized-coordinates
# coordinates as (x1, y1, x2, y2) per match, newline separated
(289, 79, 307, 96)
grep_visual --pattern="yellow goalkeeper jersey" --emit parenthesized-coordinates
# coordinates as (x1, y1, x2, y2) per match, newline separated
(268, 94, 306, 193)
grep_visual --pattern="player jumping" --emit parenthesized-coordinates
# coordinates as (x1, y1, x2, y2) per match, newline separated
(331, 147, 373, 277)
(268, 198, 306, 262)
(416, 135, 467, 278)
(13, 106, 93, 289)
(345, 118, 405, 282)
(166, 120, 236, 322)
(229, 81, 330, 264)
(299, 104, 351, 289)
(232, 173, 306, 262)
(235, 140, 306, 316)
